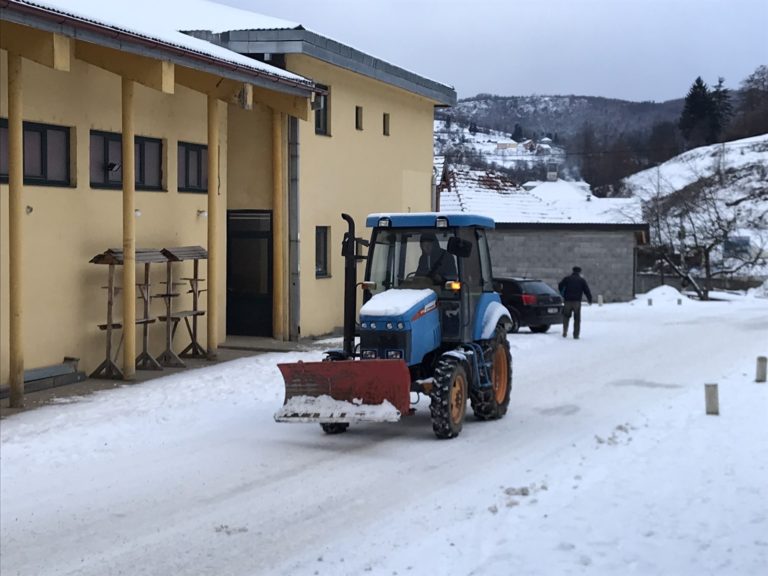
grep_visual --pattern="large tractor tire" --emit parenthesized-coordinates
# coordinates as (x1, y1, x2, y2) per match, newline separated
(430, 356, 468, 439)
(471, 325, 512, 420)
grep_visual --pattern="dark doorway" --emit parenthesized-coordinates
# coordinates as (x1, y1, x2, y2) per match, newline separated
(227, 210, 273, 336)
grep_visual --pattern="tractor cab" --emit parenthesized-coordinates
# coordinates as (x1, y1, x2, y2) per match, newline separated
(364, 213, 497, 345)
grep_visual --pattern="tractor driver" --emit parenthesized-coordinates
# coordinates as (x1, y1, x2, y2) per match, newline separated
(415, 233, 457, 284)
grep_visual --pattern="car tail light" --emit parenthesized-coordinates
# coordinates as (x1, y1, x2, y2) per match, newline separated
(521, 294, 537, 305)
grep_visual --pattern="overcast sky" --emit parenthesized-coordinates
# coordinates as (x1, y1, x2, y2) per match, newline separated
(217, 0, 767, 103)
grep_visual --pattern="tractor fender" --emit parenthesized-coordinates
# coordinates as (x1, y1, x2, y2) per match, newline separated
(475, 299, 512, 340)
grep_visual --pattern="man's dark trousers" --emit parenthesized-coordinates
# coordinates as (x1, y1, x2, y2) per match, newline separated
(563, 301, 582, 338)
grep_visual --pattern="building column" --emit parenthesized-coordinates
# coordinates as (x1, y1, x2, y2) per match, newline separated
(8, 53, 24, 407)
(272, 110, 286, 340)
(207, 95, 220, 358)
(122, 77, 136, 380)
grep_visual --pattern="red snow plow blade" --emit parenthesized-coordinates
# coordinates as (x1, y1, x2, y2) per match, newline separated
(275, 360, 412, 423)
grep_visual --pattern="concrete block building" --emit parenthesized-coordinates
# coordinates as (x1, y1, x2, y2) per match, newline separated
(438, 164, 648, 301)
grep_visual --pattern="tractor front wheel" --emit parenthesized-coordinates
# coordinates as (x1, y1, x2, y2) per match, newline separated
(472, 325, 512, 420)
(430, 357, 468, 439)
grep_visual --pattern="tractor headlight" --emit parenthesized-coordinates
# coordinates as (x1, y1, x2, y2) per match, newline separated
(386, 322, 393, 330)
(361, 322, 369, 329)
(386, 350, 403, 359)
(397, 321, 405, 330)
(362, 349, 378, 359)
(370, 322, 377, 329)
(436, 216, 449, 228)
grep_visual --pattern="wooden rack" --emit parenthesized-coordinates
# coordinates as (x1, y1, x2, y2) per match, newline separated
(159, 246, 208, 363)
(89, 248, 168, 378)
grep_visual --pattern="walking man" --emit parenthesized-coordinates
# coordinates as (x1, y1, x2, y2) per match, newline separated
(558, 266, 593, 339)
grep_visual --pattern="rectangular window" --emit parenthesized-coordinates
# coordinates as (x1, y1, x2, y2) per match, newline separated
(316, 226, 330, 278)
(355, 106, 364, 131)
(177, 142, 209, 193)
(90, 130, 163, 190)
(136, 136, 163, 190)
(1, 118, 70, 186)
(314, 84, 330, 136)
(383, 112, 390, 136)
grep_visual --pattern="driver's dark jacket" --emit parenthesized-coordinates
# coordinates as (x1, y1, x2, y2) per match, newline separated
(416, 247, 457, 282)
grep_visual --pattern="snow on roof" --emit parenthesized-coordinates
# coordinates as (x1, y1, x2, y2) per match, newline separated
(13, 0, 312, 86)
(440, 165, 643, 225)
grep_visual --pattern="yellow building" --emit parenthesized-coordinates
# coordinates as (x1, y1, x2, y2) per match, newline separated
(0, 0, 455, 404)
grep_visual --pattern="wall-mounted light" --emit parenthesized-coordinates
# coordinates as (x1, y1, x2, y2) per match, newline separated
(197, 209, 208, 218)
(134, 208, 142, 217)
(26, 205, 34, 215)
(107, 162, 122, 173)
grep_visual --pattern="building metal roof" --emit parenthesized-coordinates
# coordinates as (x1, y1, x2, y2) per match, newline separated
(438, 164, 646, 228)
(190, 28, 457, 106)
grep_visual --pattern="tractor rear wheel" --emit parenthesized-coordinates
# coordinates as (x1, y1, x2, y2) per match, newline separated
(430, 357, 468, 439)
(472, 325, 512, 420)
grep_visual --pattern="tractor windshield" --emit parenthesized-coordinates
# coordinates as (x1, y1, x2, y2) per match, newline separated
(366, 228, 458, 295)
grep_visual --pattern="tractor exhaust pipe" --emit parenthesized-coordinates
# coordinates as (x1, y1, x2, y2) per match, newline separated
(341, 213, 357, 358)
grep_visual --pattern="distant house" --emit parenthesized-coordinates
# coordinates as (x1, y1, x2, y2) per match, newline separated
(438, 164, 649, 301)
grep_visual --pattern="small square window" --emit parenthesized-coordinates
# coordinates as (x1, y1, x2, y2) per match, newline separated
(355, 106, 363, 131)
(383, 113, 390, 136)
(316, 226, 330, 278)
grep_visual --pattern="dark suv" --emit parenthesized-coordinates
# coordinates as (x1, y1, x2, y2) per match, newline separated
(493, 277, 564, 333)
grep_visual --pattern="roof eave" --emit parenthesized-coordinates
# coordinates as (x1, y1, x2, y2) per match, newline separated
(0, 0, 315, 98)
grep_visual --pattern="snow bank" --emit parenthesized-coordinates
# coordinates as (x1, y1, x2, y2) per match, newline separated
(635, 285, 686, 304)
(274, 395, 401, 422)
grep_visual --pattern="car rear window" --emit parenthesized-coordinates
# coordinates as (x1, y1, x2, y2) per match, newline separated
(521, 281, 558, 295)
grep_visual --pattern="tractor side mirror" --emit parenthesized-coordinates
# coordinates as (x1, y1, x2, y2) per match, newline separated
(447, 236, 472, 258)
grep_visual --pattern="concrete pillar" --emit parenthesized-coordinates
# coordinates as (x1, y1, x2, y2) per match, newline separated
(121, 77, 136, 380)
(207, 95, 220, 358)
(8, 53, 24, 407)
(272, 110, 286, 340)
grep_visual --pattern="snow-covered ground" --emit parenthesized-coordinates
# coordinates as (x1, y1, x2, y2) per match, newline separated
(2, 286, 768, 576)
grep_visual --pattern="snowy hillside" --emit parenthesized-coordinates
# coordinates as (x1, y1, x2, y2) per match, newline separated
(622, 134, 768, 278)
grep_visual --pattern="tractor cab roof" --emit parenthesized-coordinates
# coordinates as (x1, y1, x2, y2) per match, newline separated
(366, 212, 495, 229)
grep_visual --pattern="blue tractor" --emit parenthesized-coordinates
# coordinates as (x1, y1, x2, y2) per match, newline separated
(276, 212, 512, 439)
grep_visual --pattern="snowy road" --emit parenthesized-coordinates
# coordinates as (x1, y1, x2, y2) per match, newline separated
(2, 287, 767, 576)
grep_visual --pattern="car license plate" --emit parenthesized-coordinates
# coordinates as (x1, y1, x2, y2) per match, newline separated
(547, 307, 559, 314)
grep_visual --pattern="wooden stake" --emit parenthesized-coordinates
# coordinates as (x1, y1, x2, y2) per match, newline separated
(705, 383, 719, 415)
(647, 298, 653, 306)
(597, 294, 604, 306)
(757, 356, 767, 383)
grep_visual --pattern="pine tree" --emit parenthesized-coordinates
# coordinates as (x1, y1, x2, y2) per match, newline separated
(679, 77, 713, 147)
(512, 123, 523, 141)
(710, 77, 732, 143)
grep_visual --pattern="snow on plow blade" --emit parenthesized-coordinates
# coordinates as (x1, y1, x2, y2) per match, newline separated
(275, 360, 412, 423)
